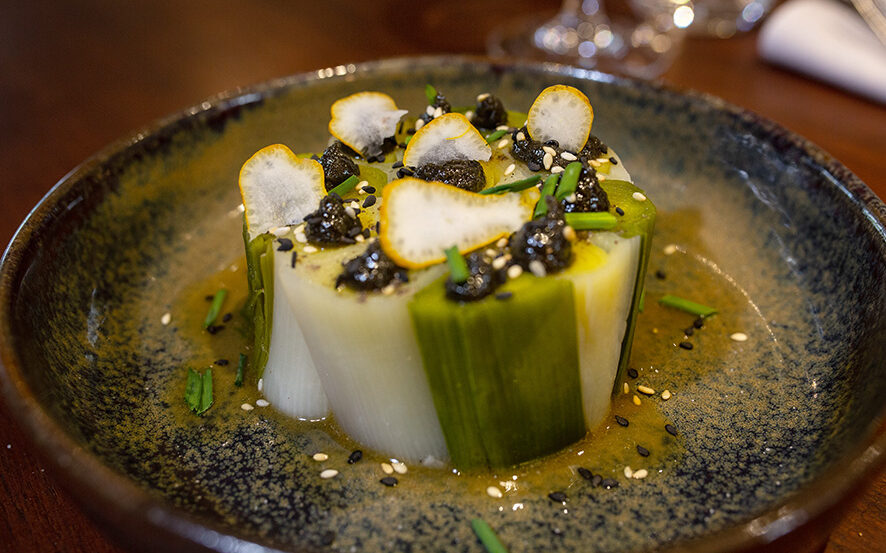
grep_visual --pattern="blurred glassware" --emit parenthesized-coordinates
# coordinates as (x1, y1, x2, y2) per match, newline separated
(850, 0, 886, 46)
(685, 0, 774, 37)
(487, 0, 695, 80)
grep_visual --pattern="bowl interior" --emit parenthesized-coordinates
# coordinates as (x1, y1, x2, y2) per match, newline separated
(2, 59, 885, 553)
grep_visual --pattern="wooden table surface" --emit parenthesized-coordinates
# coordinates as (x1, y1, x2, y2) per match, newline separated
(1, 1, 883, 551)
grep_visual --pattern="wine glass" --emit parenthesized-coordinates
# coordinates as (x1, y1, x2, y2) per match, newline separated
(488, 0, 695, 80)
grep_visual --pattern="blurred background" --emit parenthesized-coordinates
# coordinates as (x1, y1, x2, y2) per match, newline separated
(1, 0, 883, 551)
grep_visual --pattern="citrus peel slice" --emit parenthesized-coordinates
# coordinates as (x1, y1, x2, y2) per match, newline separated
(379, 177, 529, 269)
(402, 113, 492, 168)
(328, 92, 408, 158)
(526, 85, 594, 152)
(239, 144, 325, 237)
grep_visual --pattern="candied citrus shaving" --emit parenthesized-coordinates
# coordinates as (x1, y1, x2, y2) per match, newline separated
(239, 144, 325, 237)
(526, 85, 594, 153)
(402, 113, 492, 168)
(328, 92, 408, 158)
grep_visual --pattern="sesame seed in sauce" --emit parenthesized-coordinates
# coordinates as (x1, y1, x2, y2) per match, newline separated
(392, 462, 408, 474)
(543, 152, 554, 170)
(637, 385, 655, 396)
(504, 163, 516, 176)
(362, 195, 377, 208)
(661, 390, 672, 400)
(590, 160, 601, 167)
(434, 106, 444, 118)
(665, 424, 678, 436)
(730, 332, 749, 342)
(527, 161, 541, 171)
(615, 415, 629, 427)
(663, 244, 677, 255)
(560, 151, 577, 161)
(623, 382, 630, 394)
(465, 110, 475, 121)
(348, 450, 363, 464)
(637, 445, 650, 457)
(542, 146, 557, 156)
(344, 206, 357, 219)
(496, 237, 508, 248)
(679, 341, 694, 350)
(222, 313, 233, 323)
(507, 265, 523, 279)
(256, 399, 270, 407)
(548, 491, 567, 503)
(516, 131, 526, 142)
(215, 359, 229, 366)
(313, 452, 329, 462)
(633, 395, 642, 406)
(381, 463, 394, 475)
(240, 403, 254, 411)
(392, 160, 403, 168)
(609, 157, 618, 165)
(486, 486, 503, 498)
(563, 226, 576, 241)
(627, 368, 639, 379)
(693, 317, 705, 329)
(160, 312, 171, 326)
(632, 469, 649, 479)
(303, 245, 318, 253)
(615, 206, 625, 216)
(528, 260, 547, 277)
(492, 256, 508, 270)
(414, 119, 425, 131)
(624, 466, 633, 478)
(257, 378, 263, 392)
(497, 138, 509, 149)
(601, 478, 619, 489)
(426, 105, 435, 116)
(592, 474, 603, 487)
(477, 93, 491, 102)
(551, 166, 564, 174)
(632, 192, 647, 202)
(577, 467, 593, 480)
(495, 291, 513, 301)
(496, 125, 510, 131)
(380, 476, 398, 487)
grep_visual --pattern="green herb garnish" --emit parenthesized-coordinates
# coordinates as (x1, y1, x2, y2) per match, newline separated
(404, 134, 413, 146)
(444, 245, 470, 283)
(563, 212, 618, 230)
(425, 84, 438, 105)
(658, 294, 717, 317)
(235, 353, 246, 387)
(479, 175, 541, 195)
(328, 174, 359, 197)
(471, 518, 509, 553)
(484, 129, 507, 144)
(185, 368, 213, 415)
(555, 161, 583, 200)
(533, 174, 560, 218)
(203, 289, 228, 329)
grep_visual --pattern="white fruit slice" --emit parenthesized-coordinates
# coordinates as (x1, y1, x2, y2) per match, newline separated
(379, 178, 529, 269)
(239, 144, 325, 239)
(328, 92, 408, 157)
(402, 113, 492, 167)
(527, 85, 594, 153)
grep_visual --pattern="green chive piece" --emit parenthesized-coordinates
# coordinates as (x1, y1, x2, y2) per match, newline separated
(658, 294, 718, 317)
(203, 289, 228, 329)
(563, 212, 618, 230)
(471, 518, 509, 553)
(444, 245, 470, 283)
(425, 84, 438, 105)
(185, 368, 214, 415)
(485, 129, 507, 144)
(555, 161, 584, 200)
(533, 175, 560, 218)
(404, 134, 413, 146)
(479, 175, 541, 195)
(235, 353, 246, 387)
(328, 174, 359, 197)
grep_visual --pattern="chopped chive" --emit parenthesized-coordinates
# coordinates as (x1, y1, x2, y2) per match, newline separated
(484, 129, 507, 144)
(555, 161, 583, 200)
(235, 353, 246, 387)
(445, 245, 470, 283)
(563, 212, 617, 230)
(425, 84, 437, 105)
(658, 294, 718, 317)
(201, 368, 213, 413)
(404, 134, 412, 146)
(185, 368, 213, 414)
(328, 175, 359, 197)
(479, 175, 542, 195)
(471, 518, 509, 553)
(203, 289, 228, 329)
(533, 175, 560, 218)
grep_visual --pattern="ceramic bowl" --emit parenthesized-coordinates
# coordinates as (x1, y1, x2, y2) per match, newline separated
(1, 57, 884, 553)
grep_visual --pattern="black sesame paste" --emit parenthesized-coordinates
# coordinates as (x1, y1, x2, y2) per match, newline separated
(562, 165, 610, 213)
(509, 196, 573, 273)
(445, 251, 503, 302)
(319, 141, 360, 189)
(303, 193, 364, 245)
(511, 127, 547, 169)
(419, 91, 452, 124)
(413, 159, 486, 192)
(473, 94, 508, 129)
(512, 126, 609, 170)
(337, 240, 402, 291)
(579, 134, 607, 160)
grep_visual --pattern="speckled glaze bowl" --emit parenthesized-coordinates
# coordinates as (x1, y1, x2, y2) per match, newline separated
(1, 57, 884, 553)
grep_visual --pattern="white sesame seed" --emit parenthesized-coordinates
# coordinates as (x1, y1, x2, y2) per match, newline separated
(515, 132, 525, 141)
(304, 245, 318, 253)
(632, 469, 649, 479)
(528, 260, 547, 277)
(434, 106, 444, 118)
(730, 332, 749, 342)
(663, 244, 678, 255)
(160, 312, 171, 326)
(632, 192, 647, 202)
(590, 159, 602, 167)
(477, 92, 490, 102)
(464, 110, 475, 121)
(543, 152, 554, 170)
(496, 238, 508, 248)
(551, 166, 565, 174)
(497, 138, 509, 149)
(257, 378, 263, 392)
(542, 146, 557, 156)
(355, 234, 365, 243)
(485, 248, 498, 258)
(237, 203, 245, 213)
(381, 462, 394, 475)
(507, 265, 523, 279)
(313, 452, 329, 462)
(598, 174, 607, 181)
(241, 403, 254, 411)
(661, 390, 672, 400)
(563, 226, 576, 241)
(504, 163, 516, 176)
(492, 256, 507, 270)
(295, 233, 308, 243)
(624, 466, 633, 478)
(633, 395, 642, 406)
(560, 151, 577, 161)
(486, 486, 503, 498)
(272, 226, 290, 237)
(414, 119, 425, 131)
(256, 399, 270, 407)
(496, 125, 510, 131)
(623, 382, 630, 394)
(320, 469, 339, 479)
(565, 193, 576, 203)
(596, 157, 610, 163)
(345, 206, 357, 218)
(382, 284, 396, 296)
(638, 385, 656, 395)
(426, 105, 435, 116)
(393, 462, 408, 474)
(358, 180, 368, 189)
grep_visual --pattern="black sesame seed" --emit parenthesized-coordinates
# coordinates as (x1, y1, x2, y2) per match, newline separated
(206, 325, 224, 335)
(222, 312, 233, 323)
(637, 445, 650, 457)
(291, 251, 298, 268)
(362, 228, 371, 239)
(544, 139, 560, 148)
(392, 160, 404, 168)
(609, 156, 618, 165)
(601, 478, 619, 489)
(615, 415, 629, 427)
(577, 467, 593, 480)
(205, 295, 214, 301)
(679, 341, 694, 350)
(276, 238, 294, 251)
(215, 359, 229, 366)
(665, 424, 678, 436)
(362, 185, 376, 194)
(380, 476, 398, 487)
(406, 128, 416, 135)
(347, 450, 363, 464)
(527, 161, 542, 172)
(591, 474, 603, 487)
(655, 269, 666, 280)
(548, 491, 567, 503)
(362, 195, 377, 208)
(495, 291, 513, 301)
(615, 206, 625, 216)
(310, 154, 320, 161)
(627, 368, 638, 379)
(684, 327, 694, 336)
(693, 317, 705, 329)
(397, 167, 414, 178)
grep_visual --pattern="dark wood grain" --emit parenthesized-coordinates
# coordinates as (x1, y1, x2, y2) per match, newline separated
(1, 1, 883, 551)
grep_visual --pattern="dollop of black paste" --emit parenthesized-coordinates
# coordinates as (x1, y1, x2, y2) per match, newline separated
(511, 127, 547, 169)
(319, 141, 360, 189)
(303, 193, 364, 244)
(509, 196, 573, 273)
(562, 165, 610, 213)
(413, 159, 486, 192)
(337, 240, 402, 291)
(473, 94, 508, 129)
(445, 252, 503, 302)
(419, 91, 452, 124)
(579, 134, 607, 160)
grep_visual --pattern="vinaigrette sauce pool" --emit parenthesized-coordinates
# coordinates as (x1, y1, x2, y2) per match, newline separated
(168, 230, 755, 502)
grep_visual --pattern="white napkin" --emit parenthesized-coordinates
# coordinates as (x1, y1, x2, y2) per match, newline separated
(758, 0, 886, 103)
